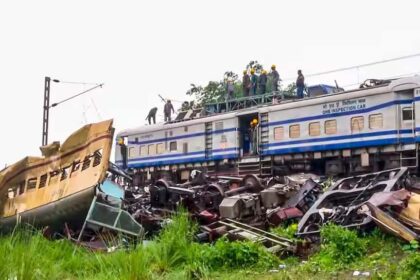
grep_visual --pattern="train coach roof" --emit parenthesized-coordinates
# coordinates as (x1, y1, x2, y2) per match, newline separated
(117, 111, 239, 136)
(117, 75, 420, 137)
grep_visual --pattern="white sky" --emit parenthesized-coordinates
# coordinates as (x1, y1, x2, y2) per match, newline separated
(1, 0, 420, 167)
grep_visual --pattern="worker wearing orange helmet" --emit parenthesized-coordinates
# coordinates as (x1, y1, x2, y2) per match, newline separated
(248, 118, 259, 155)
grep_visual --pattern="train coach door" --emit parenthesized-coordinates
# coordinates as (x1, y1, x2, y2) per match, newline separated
(237, 113, 259, 156)
(415, 88, 420, 142)
(398, 90, 418, 168)
(400, 100, 415, 139)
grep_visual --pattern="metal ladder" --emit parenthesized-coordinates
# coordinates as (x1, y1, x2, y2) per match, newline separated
(237, 156, 261, 175)
(259, 112, 273, 176)
(400, 144, 418, 168)
(205, 122, 213, 159)
(400, 104, 418, 168)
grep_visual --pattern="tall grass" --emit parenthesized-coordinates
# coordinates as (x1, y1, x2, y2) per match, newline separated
(0, 218, 417, 280)
(0, 210, 277, 279)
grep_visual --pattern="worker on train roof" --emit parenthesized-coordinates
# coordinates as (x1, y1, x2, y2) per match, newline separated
(243, 70, 251, 97)
(259, 70, 267, 95)
(250, 69, 258, 96)
(270, 64, 280, 92)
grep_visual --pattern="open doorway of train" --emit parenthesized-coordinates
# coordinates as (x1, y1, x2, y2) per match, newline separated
(238, 113, 259, 157)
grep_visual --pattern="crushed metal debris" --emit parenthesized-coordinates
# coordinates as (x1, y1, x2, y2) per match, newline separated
(1, 121, 419, 254)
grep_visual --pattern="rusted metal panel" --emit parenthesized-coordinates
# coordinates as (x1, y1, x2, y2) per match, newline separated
(0, 120, 114, 231)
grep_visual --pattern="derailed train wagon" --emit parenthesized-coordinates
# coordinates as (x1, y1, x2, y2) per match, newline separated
(0, 120, 115, 232)
(115, 76, 420, 183)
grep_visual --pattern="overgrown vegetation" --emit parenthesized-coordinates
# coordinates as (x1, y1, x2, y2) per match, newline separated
(0, 217, 418, 280)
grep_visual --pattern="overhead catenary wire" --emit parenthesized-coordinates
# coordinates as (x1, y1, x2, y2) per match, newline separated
(50, 83, 104, 108)
(54, 80, 102, 86)
(339, 71, 420, 88)
(281, 52, 420, 82)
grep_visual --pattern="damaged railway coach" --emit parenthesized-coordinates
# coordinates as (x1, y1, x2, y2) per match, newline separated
(0, 120, 115, 232)
(115, 76, 420, 183)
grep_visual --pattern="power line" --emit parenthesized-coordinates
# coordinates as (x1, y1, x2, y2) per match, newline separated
(50, 83, 104, 107)
(53, 80, 101, 86)
(282, 52, 420, 81)
(340, 71, 420, 88)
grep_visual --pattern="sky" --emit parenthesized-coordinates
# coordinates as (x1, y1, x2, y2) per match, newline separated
(1, 0, 420, 167)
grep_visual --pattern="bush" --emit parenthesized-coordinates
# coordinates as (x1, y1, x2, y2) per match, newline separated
(311, 224, 367, 270)
(199, 237, 279, 270)
(271, 223, 298, 240)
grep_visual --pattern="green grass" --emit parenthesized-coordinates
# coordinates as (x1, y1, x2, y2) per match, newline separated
(0, 217, 418, 280)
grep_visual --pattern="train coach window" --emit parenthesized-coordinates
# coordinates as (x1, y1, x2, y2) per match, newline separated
(156, 143, 164, 154)
(325, 120, 337, 135)
(309, 122, 321, 136)
(140, 145, 147, 156)
(148, 144, 156, 156)
(39, 174, 48, 188)
(18, 181, 25, 195)
(183, 143, 188, 154)
(27, 178, 37, 191)
(129, 147, 136, 158)
(274, 127, 284, 140)
(351, 116, 364, 132)
(170, 141, 177, 151)
(369, 114, 383, 129)
(402, 107, 413, 121)
(215, 122, 223, 131)
(49, 170, 60, 185)
(289, 124, 300, 138)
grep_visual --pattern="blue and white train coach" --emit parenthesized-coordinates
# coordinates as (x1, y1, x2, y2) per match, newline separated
(116, 76, 420, 182)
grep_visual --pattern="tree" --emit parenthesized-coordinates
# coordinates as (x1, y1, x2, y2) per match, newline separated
(186, 81, 225, 105)
(246, 60, 264, 73)
(186, 71, 240, 106)
(283, 82, 297, 96)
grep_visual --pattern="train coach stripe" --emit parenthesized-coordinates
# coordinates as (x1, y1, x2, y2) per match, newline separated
(262, 137, 415, 155)
(127, 153, 239, 168)
(123, 147, 240, 163)
(260, 129, 413, 148)
(128, 128, 237, 145)
(264, 99, 412, 127)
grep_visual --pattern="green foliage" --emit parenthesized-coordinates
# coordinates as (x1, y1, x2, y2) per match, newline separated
(199, 237, 279, 270)
(271, 223, 298, 240)
(1, 217, 417, 280)
(311, 224, 367, 270)
(320, 177, 334, 191)
(283, 82, 297, 95)
(401, 240, 419, 253)
(246, 60, 264, 73)
(186, 60, 299, 106)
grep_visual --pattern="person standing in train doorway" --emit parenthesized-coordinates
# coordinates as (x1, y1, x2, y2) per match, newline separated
(164, 100, 175, 122)
(296, 70, 305, 99)
(117, 137, 128, 169)
(248, 118, 259, 155)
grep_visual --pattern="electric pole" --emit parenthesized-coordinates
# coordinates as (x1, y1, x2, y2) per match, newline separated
(42, 77, 51, 146)
(41, 77, 103, 146)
